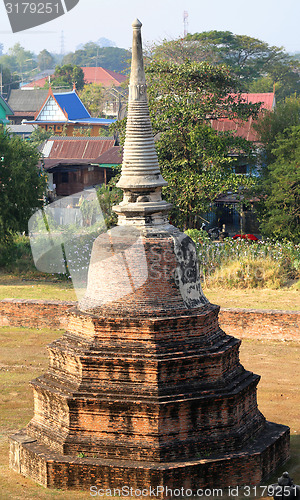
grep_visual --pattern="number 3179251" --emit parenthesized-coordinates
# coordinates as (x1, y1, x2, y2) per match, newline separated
(5, 3, 60, 14)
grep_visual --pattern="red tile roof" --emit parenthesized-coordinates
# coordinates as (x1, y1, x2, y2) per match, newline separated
(22, 67, 127, 89)
(82, 67, 127, 87)
(211, 93, 275, 142)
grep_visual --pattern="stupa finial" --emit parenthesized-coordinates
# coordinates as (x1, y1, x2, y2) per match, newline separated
(113, 19, 171, 226)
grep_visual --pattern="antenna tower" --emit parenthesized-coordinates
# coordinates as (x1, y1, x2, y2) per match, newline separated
(60, 30, 65, 56)
(183, 10, 189, 37)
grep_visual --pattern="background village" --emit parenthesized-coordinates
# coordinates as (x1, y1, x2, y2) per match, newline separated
(0, 19, 300, 499)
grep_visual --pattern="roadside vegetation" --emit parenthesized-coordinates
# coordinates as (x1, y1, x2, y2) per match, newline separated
(186, 229, 300, 290)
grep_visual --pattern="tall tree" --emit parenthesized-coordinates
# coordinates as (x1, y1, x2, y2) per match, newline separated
(258, 126, 300, 242)
(50, 64, 85, 90)
(150, 31, 300, 100)
(63, 44, 130, 73)
(0, 66, 19, 96)
(37, 49, 55, 72)
(254, 96, 300, 165)
(0, 130, 47, 240)
(79, 83, 104, 117)
(143, 60, 258, 229)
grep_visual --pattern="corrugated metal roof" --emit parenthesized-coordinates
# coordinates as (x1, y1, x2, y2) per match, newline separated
(46, 137, 115, 160)
(94, 146, 123, 164)
(8, 89, 48, 112)
(211, 92, 275, 142)
(211, 116, 259, 142)
(238, 93, 275, 110)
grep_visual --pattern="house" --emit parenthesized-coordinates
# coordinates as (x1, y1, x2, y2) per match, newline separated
(25, 87, 115, 136)
(22, 66, 127, 90)
(6, 123, 37, 139)
(209, 92, 276, 235)
(0, 94, 14, 125)
(7, 88, 49, 125)
(40, 136, 116, 198)
(92, 145, 123, 169)
(210, 92, 275, 143)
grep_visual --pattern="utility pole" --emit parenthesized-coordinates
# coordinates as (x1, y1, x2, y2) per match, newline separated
(0, 65, 3, 96)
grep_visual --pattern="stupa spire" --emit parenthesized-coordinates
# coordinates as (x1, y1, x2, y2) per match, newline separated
(113, 19, 171, 226)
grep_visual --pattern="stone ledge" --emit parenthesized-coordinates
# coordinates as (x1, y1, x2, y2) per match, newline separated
(9, 422, 289, 496)
(0, 299, 299, 340)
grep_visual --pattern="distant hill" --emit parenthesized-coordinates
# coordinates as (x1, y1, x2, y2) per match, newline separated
(76, 38, 117, 50)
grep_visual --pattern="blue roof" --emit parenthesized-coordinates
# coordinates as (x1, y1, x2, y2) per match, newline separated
(54, 90, 90, 120)
(76, 118, 116, 125)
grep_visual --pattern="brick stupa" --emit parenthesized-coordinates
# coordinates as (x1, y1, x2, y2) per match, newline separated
(10, 19, 289, 496)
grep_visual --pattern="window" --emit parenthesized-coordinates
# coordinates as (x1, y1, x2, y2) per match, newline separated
(61, 172, 68, 183)
(235, 165, 247, 174)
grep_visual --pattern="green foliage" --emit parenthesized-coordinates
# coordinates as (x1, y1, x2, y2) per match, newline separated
(0, 129, 47, 241)
(150, 31, 300, 100)
(190, 236, 300, 289)
(37, 49, 55, 71)
(254, 96, 300, 165)
(79, 83, 104, 117)
(0, 66, 19, 96)
(29, 127, 54, 148)
(96, 183, 122, 228)
(144, 59, 258, 229)
(50, 64, 85, 90)
(0, 43, 36, 75)
(63, 44, 130, 74)
(258, 126, 300, 243)
(185, 228, 210, 243)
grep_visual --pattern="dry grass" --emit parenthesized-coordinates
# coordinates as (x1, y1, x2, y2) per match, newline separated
(203, 287, 300, 311)
(0, 327, 299, 499)
(0, 272, 76, 302)
(0, 272, 299, 311)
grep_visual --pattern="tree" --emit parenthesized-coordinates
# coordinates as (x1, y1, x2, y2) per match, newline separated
(37, 49, 55, 72)
(50, 64, 85, 90)
(0, 66, 19, 96)
(254, 96, 300, 165)
(29, 127, 54, 148)
(150, 31, 300, 100)
(0, 130, 47, 241)
(79, 83, 104, 117)
(63, 44, 130, 73)
(259, 126, 300, 242)
(143, 60, 258, 229)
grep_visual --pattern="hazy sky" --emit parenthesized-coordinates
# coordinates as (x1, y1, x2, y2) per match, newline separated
(0, 0, 299, 55)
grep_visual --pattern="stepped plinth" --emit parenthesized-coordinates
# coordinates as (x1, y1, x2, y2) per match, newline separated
(10, 19, 289, 497)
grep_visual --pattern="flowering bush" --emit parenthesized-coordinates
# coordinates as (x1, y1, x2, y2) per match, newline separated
(186, 230, 300, 289)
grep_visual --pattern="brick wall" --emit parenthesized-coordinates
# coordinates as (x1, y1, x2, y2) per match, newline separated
(0, 299, 299, 340)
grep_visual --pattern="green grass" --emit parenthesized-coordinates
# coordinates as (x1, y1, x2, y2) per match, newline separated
(0, 328, 299, 499)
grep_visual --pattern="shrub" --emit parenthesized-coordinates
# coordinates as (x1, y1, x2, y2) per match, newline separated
(186, 232, 300, 289)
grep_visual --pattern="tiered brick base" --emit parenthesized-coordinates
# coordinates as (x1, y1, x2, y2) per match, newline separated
(9, 304, 290, 494)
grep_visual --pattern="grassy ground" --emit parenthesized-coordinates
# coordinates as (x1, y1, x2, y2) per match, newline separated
(0, 327, 299, 499)
(0, 271, 299, 310)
